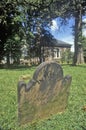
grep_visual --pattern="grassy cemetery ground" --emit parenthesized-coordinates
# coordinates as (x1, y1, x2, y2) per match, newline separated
(0, 64, 86, 130)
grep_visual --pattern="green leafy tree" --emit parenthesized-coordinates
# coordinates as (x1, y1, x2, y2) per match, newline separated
(1, 0, 86, 66)
(46, 0, 86, 65)
(4, 34, 22, 64)
(60, 0, 86, 65)
(61, 49, 73, 64)
(26, 0, 86, 65)
(0, 0, 54, 63)
(0, 0, 22, 63)
(79, 36, 86, 62)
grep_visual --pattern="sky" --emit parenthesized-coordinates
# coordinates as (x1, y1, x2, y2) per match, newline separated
(50, 16, 86, 52)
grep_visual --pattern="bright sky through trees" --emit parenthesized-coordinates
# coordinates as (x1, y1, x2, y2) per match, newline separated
(50, 16, 86, 52)
(82, 16, 86, 36)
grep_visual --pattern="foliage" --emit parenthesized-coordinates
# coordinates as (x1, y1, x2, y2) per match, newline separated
(0, 64, 86, 130)
(47, 0, 86, 65)
(61, 49, 74, 64)
(59, 0, 86, 65)
(0, 0, 22, 62)
(0, 0, 54, 62)
(79, 36, 86, 61)
(72, 0, 86, 64)
(0, 0, 86, 65)
(18, 0, 86, 66)
(4, 34, 22, 64)
(80, 36, 86, 50)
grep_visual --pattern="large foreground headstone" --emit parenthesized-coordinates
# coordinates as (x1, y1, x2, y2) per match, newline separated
(18, 61, 72, 125)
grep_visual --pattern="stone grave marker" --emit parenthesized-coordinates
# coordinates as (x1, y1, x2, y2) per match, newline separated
(18, 61, 72, 125)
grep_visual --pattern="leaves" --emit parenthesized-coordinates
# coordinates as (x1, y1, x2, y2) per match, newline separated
(0, 0, 86, 64)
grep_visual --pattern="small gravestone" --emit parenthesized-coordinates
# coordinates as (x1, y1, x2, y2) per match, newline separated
(18, 61, 72, 125)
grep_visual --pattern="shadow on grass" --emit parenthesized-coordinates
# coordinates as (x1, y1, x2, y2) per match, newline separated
(0, 126, 4, 130)
(61, 63, 86, 68)
(81, 126, 86, 130)
(71, 64, 86, 68)
(0, 64, 39, 71)
(0, 63, 86, 70)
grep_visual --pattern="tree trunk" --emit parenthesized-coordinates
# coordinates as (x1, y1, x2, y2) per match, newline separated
(77, 44, 84, 64)
(73, 13, 79, 65)
(37, 24, 42, 63)
(73, 5, 84, 65)
(7, 53, 10, 65)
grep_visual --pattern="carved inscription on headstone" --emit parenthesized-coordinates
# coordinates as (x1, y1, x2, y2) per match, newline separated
(18, 61, 72, 125)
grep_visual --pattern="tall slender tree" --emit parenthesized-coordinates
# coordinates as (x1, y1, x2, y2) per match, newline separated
(56, 0, 86, 65)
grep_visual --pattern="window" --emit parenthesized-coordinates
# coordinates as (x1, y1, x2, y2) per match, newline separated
(54, 48, 59, 58)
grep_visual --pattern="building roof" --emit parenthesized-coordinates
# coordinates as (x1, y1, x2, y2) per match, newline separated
(41, 37, 72, 48)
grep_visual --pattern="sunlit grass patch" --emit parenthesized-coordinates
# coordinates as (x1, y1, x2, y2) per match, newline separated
(0, 64, 86, 130)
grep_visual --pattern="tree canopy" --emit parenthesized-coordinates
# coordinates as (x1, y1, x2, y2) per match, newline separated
(0, 0, 86, 65)
(0, 0, 22, 62)
(63, 0, 86, 64)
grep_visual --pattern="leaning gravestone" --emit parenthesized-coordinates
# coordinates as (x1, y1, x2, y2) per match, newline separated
(18, 61, 72, 125)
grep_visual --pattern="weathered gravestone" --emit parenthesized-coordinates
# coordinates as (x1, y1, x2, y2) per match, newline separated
(18, 61, 72, 125)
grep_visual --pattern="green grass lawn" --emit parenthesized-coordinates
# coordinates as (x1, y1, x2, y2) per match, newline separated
(0, 64, 86, 130)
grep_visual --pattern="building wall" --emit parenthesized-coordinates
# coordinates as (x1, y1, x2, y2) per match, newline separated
(41, 46, 71, 62)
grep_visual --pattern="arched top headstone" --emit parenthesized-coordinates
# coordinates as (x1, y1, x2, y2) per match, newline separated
(25, 61, 63, 91)
(18, 61, 72, 125)
(33, 61, 63, 81)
